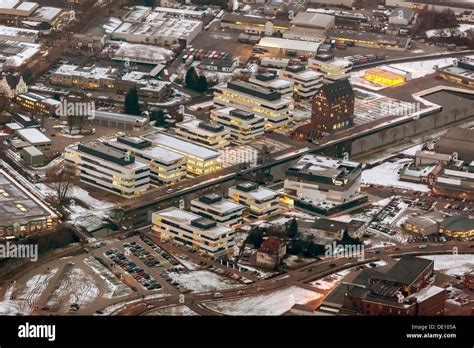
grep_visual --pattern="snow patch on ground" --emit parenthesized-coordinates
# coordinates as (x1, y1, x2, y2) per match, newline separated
(0, 268, 58, 315)
(421, 255, 474, 276)
(362, 162, 429, 192)
(167, 270, 240, 292)
(145, 305, 198, 316)
(204, 286, 321, 315)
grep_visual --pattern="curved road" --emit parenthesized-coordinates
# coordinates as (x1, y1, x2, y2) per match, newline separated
(111, 241, 474, 316)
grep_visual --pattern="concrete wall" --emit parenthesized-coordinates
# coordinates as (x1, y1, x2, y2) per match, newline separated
(351, 109, 472, 156)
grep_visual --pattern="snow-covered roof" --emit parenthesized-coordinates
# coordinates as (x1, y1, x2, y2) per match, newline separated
(104, 137, 185, 165)
(409, 285, 444, 302)
(110, 41, 173, 64)
(29, 6, 62, 22)
(258, 37, 320, 53)
(53, 64, 116, 80)
(0, 25, 38, 39)
(16, 128, 51, 144)
(0, 40, 40, 67)
(154, 18, 201, 39)
(153, 207, 233, 238)
(0, 0, 19, 10)
(143, 131, 221, 161)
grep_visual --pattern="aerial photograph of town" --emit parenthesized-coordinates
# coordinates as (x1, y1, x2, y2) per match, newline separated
(0, 0, 472, 345)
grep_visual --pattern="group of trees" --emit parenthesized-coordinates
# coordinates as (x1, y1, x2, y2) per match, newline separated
(124, 87, 141, 115)
(185, 67, 209, 93)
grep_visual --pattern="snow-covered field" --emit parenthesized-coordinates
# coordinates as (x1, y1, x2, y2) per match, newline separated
(204, 286, 321, 315)
(0, 268, 58, 315)
(167, 270, 240, 292)
(145, 305, 198, 316)
(362, 161, 429, 192)
(46, 267, 100, 311)
(421, 255, 474, 276)
(389, 58, 455, 79)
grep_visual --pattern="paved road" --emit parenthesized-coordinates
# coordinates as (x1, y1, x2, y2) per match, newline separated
(111, 241, 474, 316)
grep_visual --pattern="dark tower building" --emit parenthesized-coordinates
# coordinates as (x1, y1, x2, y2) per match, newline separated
(311, 79, 354, 136)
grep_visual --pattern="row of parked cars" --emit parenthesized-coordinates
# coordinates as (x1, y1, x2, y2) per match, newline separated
(105, 248, 161, 291)
(139, 234, 180, 267)
(123, 241, 160, 268)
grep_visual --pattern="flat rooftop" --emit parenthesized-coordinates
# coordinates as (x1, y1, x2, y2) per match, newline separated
(16, 128, 51, 144)
(193, 195, 243, 214)
(154, 207, 233, 238)
(288, 155, 361, 179)
(142, 131, 220, 161)
(0, 40, 40, 68)
(0, 24, 38, 38)
(0, 168, 56, 228)
(232, 182, 278, 201)
(105, 137, 185, 164)
(258, 37, 321, 52)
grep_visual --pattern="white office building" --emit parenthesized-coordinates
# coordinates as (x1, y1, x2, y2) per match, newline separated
(214, 80, 293, 130)
(248, 72, 293, 99)
(142, 131, 222, 177)
(284, 155, 362, 205)
(278, 65, 324, 99)
(191, 193, 244, 226)
(174, 119, 230, 150)
(210, 107, 265, 145)
(103, 135, 187, 185)
(228, 182, 280, 219)
(152, 208, 235, 256)
(308, 54, 352, 82)
(65, 142, 150, 198)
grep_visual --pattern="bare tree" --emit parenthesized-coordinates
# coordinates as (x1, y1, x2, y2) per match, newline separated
(45, 165, 73, 204)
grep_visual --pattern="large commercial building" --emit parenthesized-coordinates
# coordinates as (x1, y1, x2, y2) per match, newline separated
(284, 155, 363, 214)
(0, 168, 57, 237)
(278, 65, 324, 100)
(317, 257, 445, 316)
(228, 182, 280, 219)
(439, 215, 474, 239)
(151, 208, 235, 256)
(210, 107, 265, 145)
(214, 80, 293, 130)
(432, 167, 474, 201)
(65, 142, 150, 198)
(103, 135, 187, 186)
(142, 131, 222, 177)
(0, 25, 38, 43)
(174, 119, 230, 150)
(256, 37, 321, 57)
(220, 13, 289, 34)
(0, 41, 42, 72)
(404, 211, 445, 235)
(51, 64, 116, 90)
(438, 57, 474, 87)
(326, 28, 411, 51)
(111, 7, 202, 46)
(191, 194, 244, 226)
